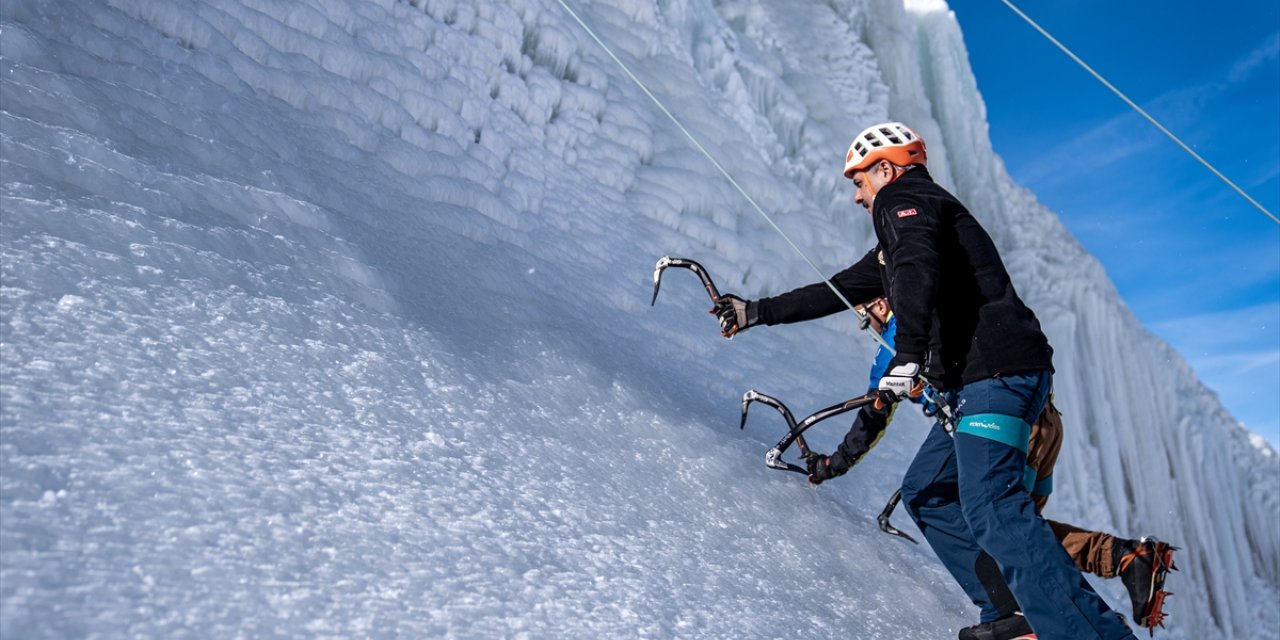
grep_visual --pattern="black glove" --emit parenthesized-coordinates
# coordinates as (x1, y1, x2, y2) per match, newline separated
(714, 294, 758, 338)
(805, 453, 845, 485)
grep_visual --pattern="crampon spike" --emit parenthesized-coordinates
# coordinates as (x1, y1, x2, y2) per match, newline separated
(1140, 544, 1178, 635)
(1144, 590, 1171, 635)
(1125, 542, 1177, 635)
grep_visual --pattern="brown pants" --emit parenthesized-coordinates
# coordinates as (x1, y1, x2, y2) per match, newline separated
(1027, 401, 1121, 578)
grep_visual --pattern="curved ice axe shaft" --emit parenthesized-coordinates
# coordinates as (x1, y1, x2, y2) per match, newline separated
(744, 389, 917, 544)
(739, 390, 806, 474)
(740, 390, 878, 475)
(877, 489, 918, 544)
(651, 256, 722, 306)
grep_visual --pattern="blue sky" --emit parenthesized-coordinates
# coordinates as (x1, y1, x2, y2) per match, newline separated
(947, 0, 1280, 447)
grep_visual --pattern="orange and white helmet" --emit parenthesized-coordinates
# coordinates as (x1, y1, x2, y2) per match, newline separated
(843, 122, 927, 178)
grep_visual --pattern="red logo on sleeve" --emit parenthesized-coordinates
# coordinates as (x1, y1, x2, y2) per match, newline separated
(896, 208, 918, 218)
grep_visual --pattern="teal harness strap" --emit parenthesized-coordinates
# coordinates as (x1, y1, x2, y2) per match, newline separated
(956, 413, 1040, 492)
(1022, 466, 1038, 493)
(1032, 473, 1053, 497)
(956, 413, 1032, 452)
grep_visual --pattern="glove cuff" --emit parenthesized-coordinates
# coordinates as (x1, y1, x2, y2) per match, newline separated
(744, 300, 760, 328)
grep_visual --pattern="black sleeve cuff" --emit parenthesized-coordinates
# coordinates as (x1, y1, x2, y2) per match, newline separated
(828, 450, 853, 475)
(891, 351, 924, 367)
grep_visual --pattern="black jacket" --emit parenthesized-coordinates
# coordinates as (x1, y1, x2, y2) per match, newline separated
(755, 167, 1052, 387)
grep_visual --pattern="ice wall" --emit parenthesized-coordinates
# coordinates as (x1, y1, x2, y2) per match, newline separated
(1, 0, 1275, 637)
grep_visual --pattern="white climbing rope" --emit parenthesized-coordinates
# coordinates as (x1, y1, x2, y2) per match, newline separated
(553, 0, 895, 353)
(998, 0, 1277, 224)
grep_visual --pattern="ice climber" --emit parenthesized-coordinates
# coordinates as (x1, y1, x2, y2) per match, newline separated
(711, 122, 1140, 639)
(801, 297, 1177, 639)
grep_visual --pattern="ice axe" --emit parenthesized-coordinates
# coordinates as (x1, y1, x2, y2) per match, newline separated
(650, 256, 722, 308)
(741, 389, 916, 543)
(740, 390, 880, 473)
(877, 489, 917, 544)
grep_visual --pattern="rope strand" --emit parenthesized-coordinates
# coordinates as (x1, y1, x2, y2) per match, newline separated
(554, 0, 895, 353)
(998, 0, 1278, 224)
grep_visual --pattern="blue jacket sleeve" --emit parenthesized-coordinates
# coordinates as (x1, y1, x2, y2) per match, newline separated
(831, 317, 899, 473)
(865, 316, 897, 391)
(830, 404, 895, 473)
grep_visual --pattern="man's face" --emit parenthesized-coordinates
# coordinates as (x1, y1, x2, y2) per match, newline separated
(855, 298, 889, 334)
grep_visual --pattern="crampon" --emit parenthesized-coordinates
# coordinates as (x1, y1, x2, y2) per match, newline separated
(1117, 538, 1178, 635)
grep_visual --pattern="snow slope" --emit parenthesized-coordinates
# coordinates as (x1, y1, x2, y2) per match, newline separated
(1, 0, 1275, 637)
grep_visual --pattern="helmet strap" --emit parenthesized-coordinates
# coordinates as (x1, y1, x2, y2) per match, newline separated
(863, 162, 904, 199)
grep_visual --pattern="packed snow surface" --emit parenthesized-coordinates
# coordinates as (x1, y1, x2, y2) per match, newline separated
(2, 0, 1276, 638)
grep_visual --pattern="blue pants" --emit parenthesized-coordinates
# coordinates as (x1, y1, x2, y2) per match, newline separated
(899, 371, 1134, 640)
